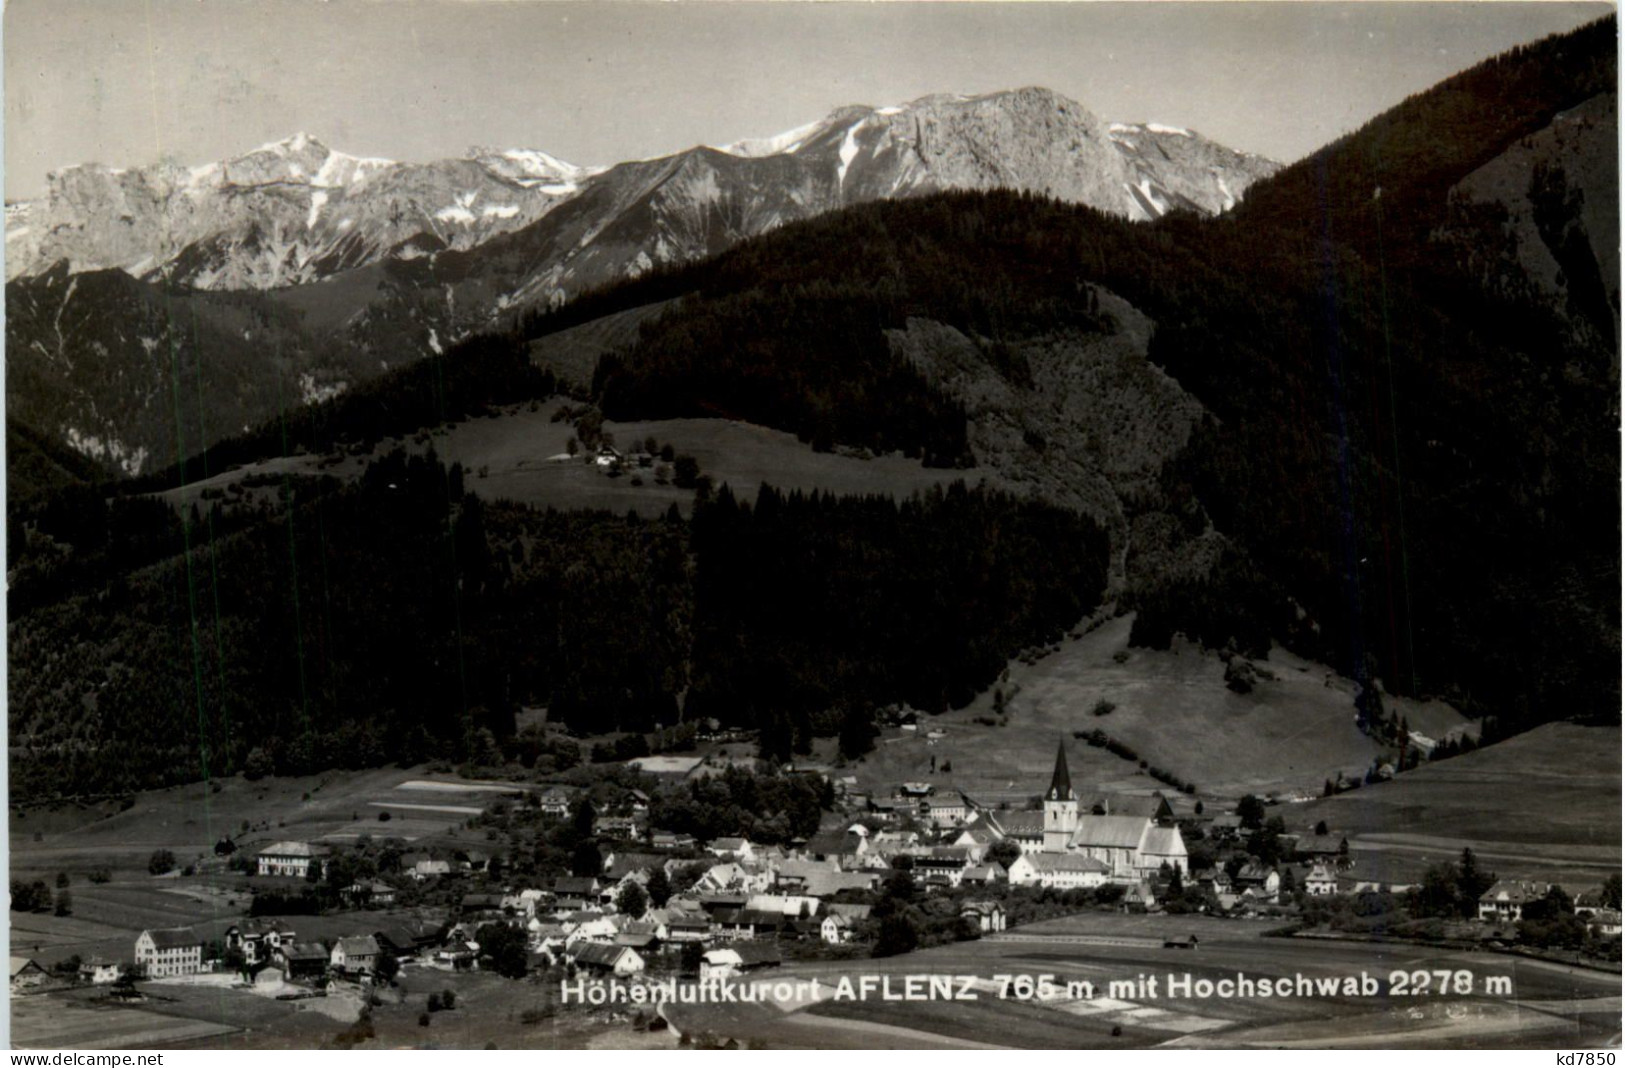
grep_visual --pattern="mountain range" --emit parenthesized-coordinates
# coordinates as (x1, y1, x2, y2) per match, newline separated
(6, 88, 1276, 477)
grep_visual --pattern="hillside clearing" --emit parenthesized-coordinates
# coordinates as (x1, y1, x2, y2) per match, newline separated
(845, 613, 1468, 806)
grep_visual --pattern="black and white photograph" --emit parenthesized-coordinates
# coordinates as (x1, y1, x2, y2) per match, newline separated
(3, 0, 1620, 1052)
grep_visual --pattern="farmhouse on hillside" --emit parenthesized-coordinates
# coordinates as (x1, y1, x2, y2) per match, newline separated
(10, 958, 49, 992)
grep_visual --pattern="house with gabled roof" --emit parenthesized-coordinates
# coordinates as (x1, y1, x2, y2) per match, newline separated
(699, 943, 780, 980)
(330, 935, 381, 975)
(1233, 863, 1281, 902)
(407, 855, 453, 881)
(706, 837, 755, 861)
(550, 875, 600, 903)
(276, 942, 330, 979)
(986, 809, 1045, 849)
(602, 851, 669, 883)
(925, 792, 972, 827)
(801, 829, 865, 866)
(1586, 909, 1622, 936)
(650, 831, 697, 851)
(912, 847, 974, 887)
(135, 927, 205, 977)
(343, 880, 397, 908)
(1304, 863, 1339, 896)
(11, 957, 49, 992)
(1477, 880, 1551, 922)
(78, 958, 122, 985)
(961, 863, 1006, 886)
(571, 941, 644, 976)
(1292, 833, 1349, 863)
(225, 918, 297, 964)
(960, 900, 1007, 933)
(1007, 852, 1109, 889)
(538, 787, 574, 818)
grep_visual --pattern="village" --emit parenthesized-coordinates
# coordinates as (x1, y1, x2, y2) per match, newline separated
(11, 731, 1619, 1049)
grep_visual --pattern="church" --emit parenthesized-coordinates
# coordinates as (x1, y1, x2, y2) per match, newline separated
(1037, 740, 1188, 882)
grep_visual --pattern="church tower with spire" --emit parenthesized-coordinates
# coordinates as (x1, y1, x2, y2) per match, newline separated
(1043, 739, 1079, 853)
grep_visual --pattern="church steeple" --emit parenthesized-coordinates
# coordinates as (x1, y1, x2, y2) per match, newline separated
(1043, 738, 1079, 852)
(1046, 739, 1074, 802)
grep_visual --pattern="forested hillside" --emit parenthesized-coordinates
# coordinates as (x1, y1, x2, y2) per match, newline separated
(7, 19, 1616, 800)
(523, 18, 1619, 732)
(8, 445, 1108, 799)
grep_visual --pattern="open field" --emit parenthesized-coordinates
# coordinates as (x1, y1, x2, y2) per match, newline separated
(845, 614, 1470, 807)
(158, 398, 983, 519)
(1291, 722, 1621, 884)
(142, 967, 676, 1050)
(10, 765, 520, 880)
(11, 993, 243, 1050)
(9, 766, 524, 973)
(664, 912, 1622, 1049)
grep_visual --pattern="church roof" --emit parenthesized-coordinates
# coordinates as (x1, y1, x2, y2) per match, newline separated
(1067, 814, 1151, 849)
(1141, 826, 1186, 857)
(1085, 793, 1172, 820)
(1046, 740, 1074, 802)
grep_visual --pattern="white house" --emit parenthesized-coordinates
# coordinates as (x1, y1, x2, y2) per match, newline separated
(226, 919, 297, 965)
(706, 838, 755, 862)
(257, 841, 321, 879)
(1587, 909, 1622, 936)
(699, 943, 780, 981)
(410, 858, 453, 881)
(563, 914, 619, 945)
(538, 787, 573, 818)
(925, 794, 970, 828)
(1304, 863, 1339, 896)
(135, 927, 204, 978)
(1477, 880, 1550, 922)
(820, 913, 856, 944)
(330, 936, 381, 975)
(79, 958, 121, 985)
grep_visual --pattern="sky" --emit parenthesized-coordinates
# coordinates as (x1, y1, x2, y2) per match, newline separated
(3, 1, 1610, 201)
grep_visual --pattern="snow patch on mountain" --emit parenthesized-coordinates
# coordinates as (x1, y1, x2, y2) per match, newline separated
(837, 122, 864, 186)
(716, 118, 827, 158)
(307, 190, 328, 229)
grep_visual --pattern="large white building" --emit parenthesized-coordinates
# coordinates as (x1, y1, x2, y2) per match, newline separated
(1035, 741, 1187, 882)
(1007, 852, 1110, 889)
(135, 927, 204, 978)
(257, 840, 321, 879)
